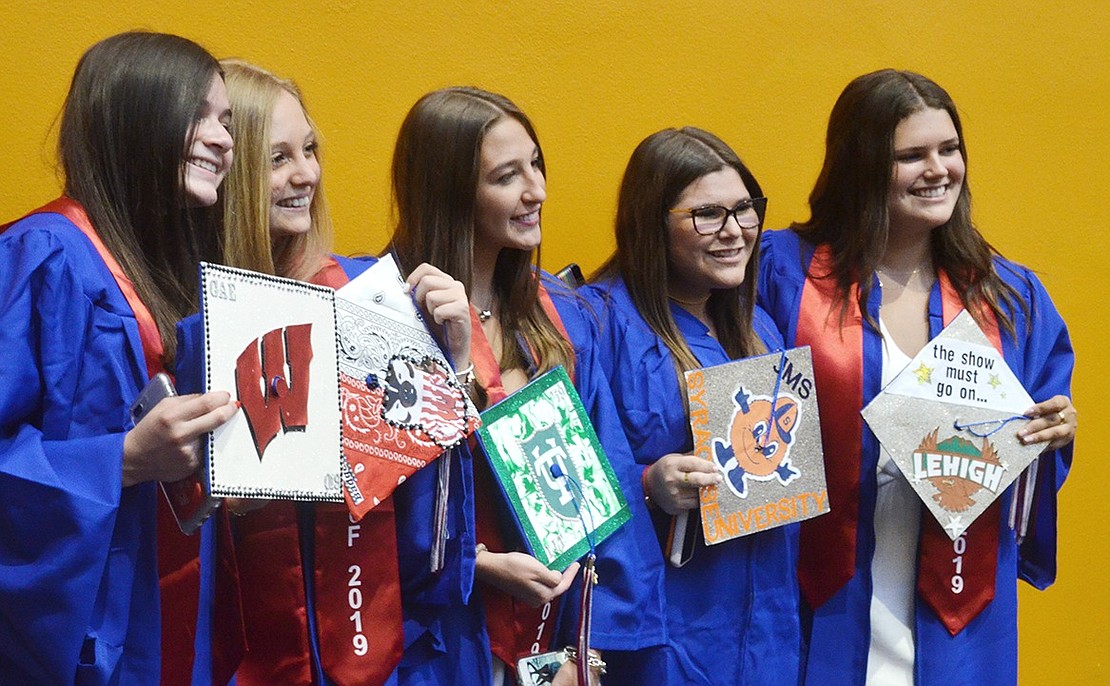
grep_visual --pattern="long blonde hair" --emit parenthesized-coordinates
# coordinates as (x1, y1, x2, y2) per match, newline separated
(218, 59, 333, 280)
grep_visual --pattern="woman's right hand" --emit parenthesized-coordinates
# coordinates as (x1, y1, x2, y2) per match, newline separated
(122, 391, 238, 487)
(475, 549, 580, 608)
(406, 262, 472, 372)
(643, 452, 722, 515)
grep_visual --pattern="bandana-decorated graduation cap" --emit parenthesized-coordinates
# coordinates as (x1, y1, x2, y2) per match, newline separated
(335, 254, 480, 521)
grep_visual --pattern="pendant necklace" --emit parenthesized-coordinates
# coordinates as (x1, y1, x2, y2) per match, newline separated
(876, 265, 927, 290)
(477, 299, 494, 322)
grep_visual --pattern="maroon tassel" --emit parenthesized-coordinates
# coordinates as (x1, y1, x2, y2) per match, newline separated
(576, 553, 596, 685)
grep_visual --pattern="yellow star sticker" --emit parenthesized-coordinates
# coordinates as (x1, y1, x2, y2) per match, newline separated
(913, 362, 933, 384)
(988, 373, 1002, 389)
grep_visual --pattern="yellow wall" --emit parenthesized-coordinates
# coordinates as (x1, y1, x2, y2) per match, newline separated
(3, 1, 1107, 680)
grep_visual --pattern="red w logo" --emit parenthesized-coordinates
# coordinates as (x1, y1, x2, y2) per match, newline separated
(235, 323, 314, 460)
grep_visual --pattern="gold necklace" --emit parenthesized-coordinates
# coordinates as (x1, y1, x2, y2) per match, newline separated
(877, 265, 923, 278)
(876, 264, 928, 287)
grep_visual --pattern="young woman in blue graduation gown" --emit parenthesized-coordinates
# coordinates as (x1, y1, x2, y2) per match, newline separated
(0, 32, 239, 685)
(386, 87, 667, 686)
(214, 60, 473, 686)
(757, 69, 1076, 686)
(581, 127, 801, 685)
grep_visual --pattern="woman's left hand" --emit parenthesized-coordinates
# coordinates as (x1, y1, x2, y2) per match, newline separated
(1018, 394, 1077, 452)
(474, 549, 579, 607)
(406, 263, 472, 370)
(643, 453, 721, 515)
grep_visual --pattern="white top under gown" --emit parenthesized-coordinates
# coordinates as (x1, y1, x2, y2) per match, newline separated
(867, 317, 923, 685)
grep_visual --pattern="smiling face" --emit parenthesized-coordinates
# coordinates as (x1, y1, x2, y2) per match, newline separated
(474, 117, 546, 256)
(268, 89, 320, 238)
(183, 74, 234, 207)
(666, 167, 758, 303)
(887, 106, 965, 236)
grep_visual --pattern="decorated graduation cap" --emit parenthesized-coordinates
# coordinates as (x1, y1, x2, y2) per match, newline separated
(862, 309, 1041, 540)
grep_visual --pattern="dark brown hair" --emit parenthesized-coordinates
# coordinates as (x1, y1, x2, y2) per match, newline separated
(60, 31, 224, 364)
(794, 69, 1026, 335)
(594, 127, 767, 389)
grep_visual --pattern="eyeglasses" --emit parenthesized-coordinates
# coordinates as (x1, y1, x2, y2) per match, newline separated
(669, 197, 768, 236)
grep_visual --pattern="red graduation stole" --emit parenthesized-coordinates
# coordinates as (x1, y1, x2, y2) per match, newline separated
(472, 282, 572, 671)
(233, 500, 402, 686)
(796, 244, 1000, 635)
(311, 258, 403, 684)
(234, 255, 404, 683)
(919, 277, 1001, 635)
(22, 198, 247, 684)
(794, 246, 863, 611)
(236, 256, 403, 685)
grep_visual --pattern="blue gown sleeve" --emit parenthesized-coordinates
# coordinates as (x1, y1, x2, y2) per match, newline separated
(333, 254, 374, 281)
(0, 216, 157, 684)
(546, 278, 668, 651)
(580, 281, 689, 462)
(998, 262, 1075, 589)
(344, 254, 486, 681)
(757, 228, 810, 345)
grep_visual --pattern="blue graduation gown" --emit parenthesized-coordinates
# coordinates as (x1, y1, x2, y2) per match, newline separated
(181, 254, 482, 686)
(758, 228, 1074, 686)
(542, 276, 669, 661)
(391, 439, 490, 686)
(0, 211, 161, 684)
(580, 278, 802, 686)
(361, 256, 490, 686)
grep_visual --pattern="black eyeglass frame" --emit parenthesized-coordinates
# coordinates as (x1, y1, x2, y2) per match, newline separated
(669, 196, 768, 236)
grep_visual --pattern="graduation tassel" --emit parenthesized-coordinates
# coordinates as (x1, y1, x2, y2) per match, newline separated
(430, 447, 452, 573)
(755, 348, 788, 453)
(549, 462, 606, 684)
(575, 553, 597, 686)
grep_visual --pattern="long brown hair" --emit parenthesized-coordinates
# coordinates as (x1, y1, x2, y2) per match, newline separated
(389, 87, 574, 387)
(218, 59, 333, 281)
(794, 69, 1027, 336)
(59, 31, 224, 364)
(594, 127, 767, 391)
